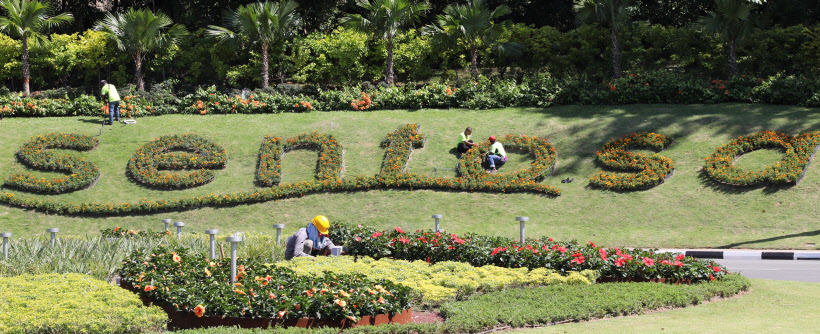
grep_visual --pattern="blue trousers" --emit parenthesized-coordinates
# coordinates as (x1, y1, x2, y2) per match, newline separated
(488, 155, 505, 168)
(108, 101, 120, 123)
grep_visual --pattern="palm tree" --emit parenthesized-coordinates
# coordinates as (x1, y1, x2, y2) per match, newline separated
(574, 0, 634, 79)
(700, 0, 757, 77)
(341, 0, 428, 86)
(95, 8, 187, 91)
(423, 0, 522, 80)
(0, 0, 72, 94)
(207, 1, 300, 89)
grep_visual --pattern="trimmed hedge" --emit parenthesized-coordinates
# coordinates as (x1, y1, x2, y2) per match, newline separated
(0, 273, 167, 333)
(3, 133, 100, 194)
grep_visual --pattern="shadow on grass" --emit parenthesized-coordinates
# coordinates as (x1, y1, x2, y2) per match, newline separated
(516, 103, 819, 177)
(695, 170, 795, 195)
(717, 229, 820, 248)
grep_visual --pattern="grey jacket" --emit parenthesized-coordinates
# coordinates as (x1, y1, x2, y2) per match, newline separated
(284, 228, 335, 260)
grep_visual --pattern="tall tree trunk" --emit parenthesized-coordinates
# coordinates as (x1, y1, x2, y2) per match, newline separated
(385, 36, 395, 86)
(728, 39, 737, 77)
(21, 37, 30, 95)
(610, 26, 621, 79)
(261, 44, 270, 89)
(470, 45, 479, 80)
(135, 53, 145, 91)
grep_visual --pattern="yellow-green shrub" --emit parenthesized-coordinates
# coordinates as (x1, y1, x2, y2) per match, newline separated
(276, 256, 597, 307)
(0, 273, 167, 334)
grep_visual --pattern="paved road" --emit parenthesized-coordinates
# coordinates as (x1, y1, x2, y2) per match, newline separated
(714, 259, 820, 283)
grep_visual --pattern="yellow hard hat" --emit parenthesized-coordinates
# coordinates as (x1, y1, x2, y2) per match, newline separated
(311, 215, 330, 234)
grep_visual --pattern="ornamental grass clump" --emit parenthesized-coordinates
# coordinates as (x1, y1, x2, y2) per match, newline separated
(120, 246, 412, 322)
(332, 223, 727, 283)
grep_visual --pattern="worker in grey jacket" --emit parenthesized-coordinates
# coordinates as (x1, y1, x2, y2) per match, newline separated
(285, 215, 335, 260)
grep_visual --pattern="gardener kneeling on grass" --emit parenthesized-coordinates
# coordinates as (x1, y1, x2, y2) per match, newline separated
(284, 215, 336, 260)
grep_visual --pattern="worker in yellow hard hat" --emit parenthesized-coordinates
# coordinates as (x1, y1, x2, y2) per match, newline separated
(284, 215, 336, 260)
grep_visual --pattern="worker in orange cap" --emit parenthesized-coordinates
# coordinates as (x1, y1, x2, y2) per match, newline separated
(284, 215, 336, 260)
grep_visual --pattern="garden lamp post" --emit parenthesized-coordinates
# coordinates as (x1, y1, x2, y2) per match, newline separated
(174, 222, 185, 237)
(273, 224, 286, 245)
(1, 233, 11, 258)
(205, 229, 219, 260)
(46, 228, 59, 247)
(226, 236, 242, 284)
(162, 219, 172, 232)
(515, 217, 529, 244)
(432, 214, 443, 232)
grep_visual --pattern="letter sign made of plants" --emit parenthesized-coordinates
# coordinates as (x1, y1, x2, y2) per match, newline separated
(588, 132, 675, 190)
(127, 134, 227, 189)
(4, 133, 100, 194)
(1, 126, 819, 216)
(703, 130, 820, 186)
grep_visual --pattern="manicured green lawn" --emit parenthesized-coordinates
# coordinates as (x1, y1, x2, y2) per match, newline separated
(1, 104, 819, 249)
(513, 279, 820, 334)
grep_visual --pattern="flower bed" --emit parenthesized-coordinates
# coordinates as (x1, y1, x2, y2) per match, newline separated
(703, 130, 820, 186)
(100, 226, 171, 239)
(380, 123, 426, 176)
(457, 134, 557, 182)
(588, 132, 675, 190)
(276, 256, 596, 306)
(119, 246, 412, 328)
(256, 132, 343, 186)
(3, 133, 100, 194)
(331, 224, 727, 283)
(126, 134, 227, 189)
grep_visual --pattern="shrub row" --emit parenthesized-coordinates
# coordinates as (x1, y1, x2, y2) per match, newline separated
(0, 273, 167, 334)
(331, 224, 727, 283)
(126, 134, 227, 189)
(2, 72, 819, 119)
(457, 134, 556, 181)
(276, 256, 596, 307)
(589, 132, 675, 190)
(100, 226, 172, 239)
(120, 246, 411, 322)
(704, 130, 820, 186)
(3, 133, 99, 194)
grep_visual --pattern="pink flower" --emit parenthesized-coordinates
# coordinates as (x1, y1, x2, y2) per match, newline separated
(355, 237, 361, 242)
(674, 260, 684, 267)
(642, 257, 655, 266)
(614, 257, 627, 267)
(661, 260, 672, 265)
(398, 237, 409, 244)
(372, 232, 382, 238)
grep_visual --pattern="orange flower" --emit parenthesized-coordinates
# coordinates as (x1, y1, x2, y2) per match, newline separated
(278, 310, 287, 318)
(335, 299, 347, 308)
(377, 296, 385, 304)
(194, 305, 205, 317)
(234, 289, 246, 295)
(172, 254, 181, 263)
(144, 285, 156, 292)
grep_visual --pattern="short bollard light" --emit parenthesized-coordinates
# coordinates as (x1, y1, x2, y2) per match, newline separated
(225, 236, 243, 284)
(432, 214, 443, 232)
(174, 222, 185, 237)
(46, 228, 60, 247)
(161, 219, 173, 232)
(273, 224, 286, 245)
(515, 217, 529, 244)
(205, 229, 219, 260)
(1, 232, 11, 258)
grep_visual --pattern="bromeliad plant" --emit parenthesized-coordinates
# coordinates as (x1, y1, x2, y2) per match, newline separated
(589, 132, 675, 190)
(126, 134, 227, 189)
(120, 246, 411, 322)
(331, 223, 727, 283)
(3, 133, 100, 194)
(703, 130, 820, 186)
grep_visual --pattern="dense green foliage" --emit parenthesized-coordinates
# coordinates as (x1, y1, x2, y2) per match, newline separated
(0, 273, 167, 333)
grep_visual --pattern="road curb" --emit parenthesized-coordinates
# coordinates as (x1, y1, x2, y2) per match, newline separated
(657, 249, 820, 261)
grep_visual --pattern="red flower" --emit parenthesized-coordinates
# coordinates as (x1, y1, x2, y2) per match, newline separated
(642, 257, 655, 266)
(710, 274, 716, 281)
(398, 237, 409, 244)
(674, 260, 684, 267)
(548, 237, 554, 242)
(371, 232, 382, 238)
(570, 253, 585, 265)
(394, 227, 405, 234)
(194, 305, 205, 318)
(598, 248, 608, 261)
(661, 260, 672, 265)
(712, 266, 722, 273)
(614, 257, 627, 267)
(588, 241, 596, 248)
(675, 254, 685, 261)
